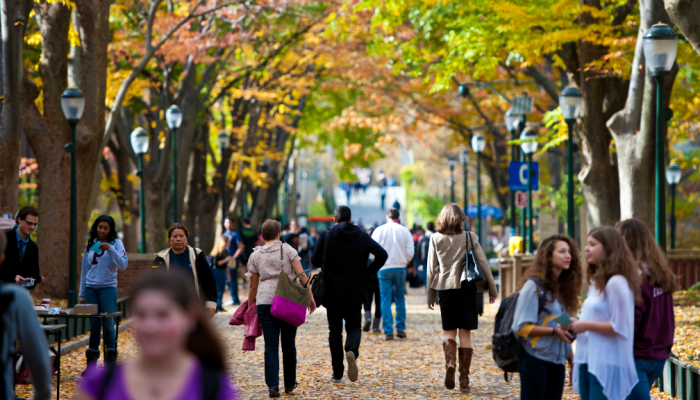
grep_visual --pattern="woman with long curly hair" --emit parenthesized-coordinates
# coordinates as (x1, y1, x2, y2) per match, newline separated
(616, 218, 677, 400)
(511, 234, 582, 400)
(570, 226, 640, 400)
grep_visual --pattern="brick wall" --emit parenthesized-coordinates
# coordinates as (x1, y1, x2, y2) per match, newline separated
(117, 253, 154, 298)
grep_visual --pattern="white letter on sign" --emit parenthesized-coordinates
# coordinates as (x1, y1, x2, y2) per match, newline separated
(519, 164, 528, 185)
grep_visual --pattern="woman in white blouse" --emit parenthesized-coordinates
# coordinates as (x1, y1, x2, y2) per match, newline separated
(568, 226, 641, 400)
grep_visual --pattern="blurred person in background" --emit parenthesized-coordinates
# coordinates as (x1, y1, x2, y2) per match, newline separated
(76, 270, 238, 400)
(79, 215, 128, 376)
(210, 235, 233, 312)
(223, 217, 244, 306)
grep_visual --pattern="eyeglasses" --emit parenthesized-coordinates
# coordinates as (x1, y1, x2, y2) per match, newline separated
(21, 219, 40, 228)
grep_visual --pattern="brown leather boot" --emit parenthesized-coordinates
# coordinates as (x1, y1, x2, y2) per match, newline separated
(442, 339, 457, 389)
(458, 347, 473, 393)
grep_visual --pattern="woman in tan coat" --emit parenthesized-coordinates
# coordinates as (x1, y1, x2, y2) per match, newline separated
(427, 203, 498, 393)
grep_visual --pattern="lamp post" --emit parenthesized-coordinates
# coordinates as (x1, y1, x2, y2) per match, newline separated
(560, 86, 584, 239)
(459, 149, 469, 212)
(130, 127, 150, 254)
(666, 165, 682, 250)
(471, 134, 486, 240)
(61, 87, 85, 308)
(218, 132, 229, 227)
(448, 157, 456, 203)
(165, 105, 183, 225)
(643, 22, 677, 250)
(520, 128, 538, 253)
(505, 109, 519, 234)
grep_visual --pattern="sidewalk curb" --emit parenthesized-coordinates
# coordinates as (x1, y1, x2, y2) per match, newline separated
(58, 320, 132, 356)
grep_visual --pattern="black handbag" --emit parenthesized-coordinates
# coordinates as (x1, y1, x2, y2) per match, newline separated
(465, 232, 484, 285)
(309, 231, 329, 307)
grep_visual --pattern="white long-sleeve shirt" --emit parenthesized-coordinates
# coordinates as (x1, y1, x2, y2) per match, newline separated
(371, 221, 414, 270)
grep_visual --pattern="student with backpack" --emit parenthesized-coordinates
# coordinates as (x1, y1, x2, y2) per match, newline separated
(511, 235, 583, 400)
(569, 226, 640, 400)
(426, 204, 498, 393)
(76, 270, 238, 400)
(616, 219, 676, 400)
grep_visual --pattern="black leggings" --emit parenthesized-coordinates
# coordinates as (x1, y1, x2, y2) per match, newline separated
(519, 350, 566, 400)
(363, 286, 381, 318)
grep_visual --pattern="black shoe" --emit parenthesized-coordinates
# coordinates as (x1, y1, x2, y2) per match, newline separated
(285, 382, 298, 394)
(362, 320, 371, 332)
(216, 306, 227, 312)
(385, 334, 394, 341)
(330, 375, 343, 384)
(269, 387, 280, 398)
(397, 330, 407, 339)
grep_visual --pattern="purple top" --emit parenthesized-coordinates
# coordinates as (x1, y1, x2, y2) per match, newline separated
(633, 275, 675, 360)
(79, 360, 238, 400)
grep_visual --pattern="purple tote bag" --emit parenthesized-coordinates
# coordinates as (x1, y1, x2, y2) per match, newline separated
(270, 245, 309, 327)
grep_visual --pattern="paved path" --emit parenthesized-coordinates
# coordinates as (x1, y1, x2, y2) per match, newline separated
(334, 185, 406, 227)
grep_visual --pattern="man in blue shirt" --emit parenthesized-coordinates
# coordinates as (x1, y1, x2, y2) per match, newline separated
(223, 217, 244, 305)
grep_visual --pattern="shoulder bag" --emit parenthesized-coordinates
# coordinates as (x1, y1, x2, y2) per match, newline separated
(270, 244, 310, 327)
(308, 231, 329, 307)
(464, 231, 484, 286)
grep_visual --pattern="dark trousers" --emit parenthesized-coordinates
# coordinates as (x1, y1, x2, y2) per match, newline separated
(257, 304, 298, 390)
(519, 350, 566, 400)
(227, 266, 239, 304)
(363, 286, 381, 318)
(326, 302, 362, 378)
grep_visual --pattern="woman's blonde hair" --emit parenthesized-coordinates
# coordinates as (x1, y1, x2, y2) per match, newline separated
(587, 226, 641, 302)
(435, 203, 467, 235)
(210, 235, 230, 256)
(615, 218, 678, 293)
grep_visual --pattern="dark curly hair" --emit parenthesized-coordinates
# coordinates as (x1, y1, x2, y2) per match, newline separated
(86, 215, 118, 250)
(518, 234, 583, 314)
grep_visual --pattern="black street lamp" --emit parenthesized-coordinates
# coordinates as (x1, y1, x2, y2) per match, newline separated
(643, 22, 677, 250)
(559, 86, 584, 239)
(61, 87, 85, 308)
(471, 134, 486, 240)
(130, 127, 149, 254)
(448, 157, 456, 203)
(459, 149, 469, 212)
(165, 105, 183, 225)
(520, 128, 538, 253)
(505, 109, 520, 235)
(218, 131, 229, 227)
(666, 165, 682, 250)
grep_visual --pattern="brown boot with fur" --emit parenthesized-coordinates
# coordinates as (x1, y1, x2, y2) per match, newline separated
(458, 347, 473, 393)
(442, 339, 457, 389)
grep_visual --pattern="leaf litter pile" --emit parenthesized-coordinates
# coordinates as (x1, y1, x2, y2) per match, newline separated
(16, 287, 671, 399)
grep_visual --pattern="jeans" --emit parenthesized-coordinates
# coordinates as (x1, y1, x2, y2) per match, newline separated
(326, 302, 362, 378)
(363, 286, 381, 318)
(227, 266, 240, 304)
(84, 286, 117, 349)
(212, 268, 227, 308)
(578, 364, 607, 400)
(519, 350, 565, 400)
(378, 268, 406, 335)
(257, 304, 298, 390)
(627, 358, 666, 400)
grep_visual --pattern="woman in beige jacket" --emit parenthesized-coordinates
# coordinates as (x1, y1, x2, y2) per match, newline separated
(427, 203, 498, 393)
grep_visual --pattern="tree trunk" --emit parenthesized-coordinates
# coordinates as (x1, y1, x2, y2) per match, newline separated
(608, 0, 678, 229)
(665, 0, 700, 55)
(0, 0, 33, 215)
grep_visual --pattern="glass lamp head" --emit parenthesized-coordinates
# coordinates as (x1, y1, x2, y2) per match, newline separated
(520, 128, 538, 154)
(504, 109, 519, 133)
(459, 149, 469, 166)
(643, 23, 677, 73)
(165, 105, 183, 129)
(471, 134, 486, 154)
(559, 86, 583, 119)
(458, 83, 469, 98)
(61, 87, 85, 123)
(666, 164, 682, 185)
(218, 132, 229, 150)
(448, 157, 456, 169)
(130, 127, 150, 155)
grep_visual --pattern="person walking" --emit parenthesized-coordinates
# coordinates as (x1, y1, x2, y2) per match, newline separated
(76, 271, 238, 400)
(416, 222, 435, 293)
(371, 208, 414, 341)
(569, 226, 640, 400)
(426, 204, 498, 393)
(312, 206, 388, 383)
(616, 219, 677, 400)
(238, 218, 259, 289)
(362, 262, 382, 334)
(0, 232, 52, 400)
(224, 217, 244, 305)
(307, 225, 319, 270)
(79, 215, 128, 376)
(246, 220, 316, 398)
(1, 206, 44, 288)
(152, 223, 217, 319)
(210, 235, 233, 312)
(512, 235, 583, 399)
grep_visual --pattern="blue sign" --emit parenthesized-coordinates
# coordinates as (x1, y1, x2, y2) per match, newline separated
(508, 161, 539, 191)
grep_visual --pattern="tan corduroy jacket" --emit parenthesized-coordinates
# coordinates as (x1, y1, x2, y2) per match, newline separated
(426, 231, 498, 304)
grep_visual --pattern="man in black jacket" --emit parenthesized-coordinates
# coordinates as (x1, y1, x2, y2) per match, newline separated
(311, 205, 388, 384)
(1, 206, 44, 289)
